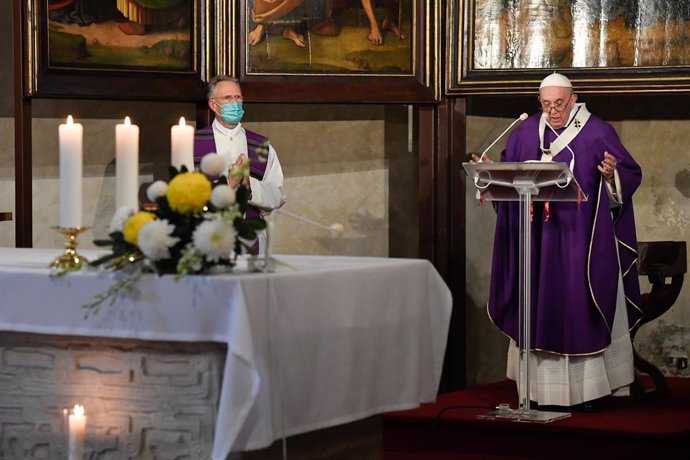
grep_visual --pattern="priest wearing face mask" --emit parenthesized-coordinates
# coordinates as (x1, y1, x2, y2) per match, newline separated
(194, 75, 287, 253)
(474, 73, 643, 410)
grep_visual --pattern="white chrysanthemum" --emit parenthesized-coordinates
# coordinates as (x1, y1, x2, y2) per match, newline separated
(210, 185, 236, 209)
(109, 206, 135, 233)
(146, 180, 168, 202)
(137, 219, 179, 261)
(192, 219, 236, 262)
(200, 154, 227, 177)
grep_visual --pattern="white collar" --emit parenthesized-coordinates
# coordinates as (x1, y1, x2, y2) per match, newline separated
(213, 118, 243, 136)
(539, 103, 591, 172)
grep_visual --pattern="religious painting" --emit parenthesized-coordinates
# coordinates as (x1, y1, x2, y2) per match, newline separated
(244, 0, 413, 75)
(448, 0, 690, 95)
(24, 0, 214, 99)
(232, 0, 440, 102)
(47, 0, 193, 70)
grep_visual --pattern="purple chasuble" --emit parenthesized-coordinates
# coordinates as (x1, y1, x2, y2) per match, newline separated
(193, 125, 269, 221)
(488, 110, 642, 355)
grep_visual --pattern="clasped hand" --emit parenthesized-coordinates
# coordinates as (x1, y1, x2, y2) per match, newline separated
(229, 154, 250, 189)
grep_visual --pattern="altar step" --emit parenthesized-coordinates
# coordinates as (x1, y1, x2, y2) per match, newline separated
(382, 377, 690, 460)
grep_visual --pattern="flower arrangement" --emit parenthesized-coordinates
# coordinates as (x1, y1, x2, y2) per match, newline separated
(80, 154, 266, 315)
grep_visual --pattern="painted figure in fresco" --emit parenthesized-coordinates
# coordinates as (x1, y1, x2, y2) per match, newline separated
(49, 0, 189, 35)
(473, 73, 642, 409)
(114, 0, 191, 35)
(194, 76, 287, 253)
(248, 0, 406, 47)
(49, 0, 122, 25)
(329, 0, 406, 45)
(48, 0, 192, 67)
(248, 0, 310, 47)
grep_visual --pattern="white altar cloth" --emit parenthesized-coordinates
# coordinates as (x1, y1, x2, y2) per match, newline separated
(0, 248, 452, 459)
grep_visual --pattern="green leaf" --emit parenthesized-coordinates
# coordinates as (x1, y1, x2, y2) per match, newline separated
(236, 186, 250, 213)
(82, 269, 143, 319)
(109, 231, 124, 240)
(237, 227, 258, 240)
(242, 219, 267, 230)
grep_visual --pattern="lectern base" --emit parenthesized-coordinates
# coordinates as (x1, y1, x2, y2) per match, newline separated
(478, 404, 571, 424)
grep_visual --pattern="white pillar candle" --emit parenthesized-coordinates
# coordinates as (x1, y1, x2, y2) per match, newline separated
(171, 116, 195, 172)
(68, 404, 86, 460)
(115, 116, 140, 210)
(58, 115, 83, 228)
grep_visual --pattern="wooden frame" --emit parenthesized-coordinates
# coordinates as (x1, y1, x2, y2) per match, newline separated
(24, 0, 212, 100)
(448, 0, 690, 95)
(227, 0, 440, 102)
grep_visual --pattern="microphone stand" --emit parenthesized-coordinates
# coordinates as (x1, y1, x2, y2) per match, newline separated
(274, 209, 344, 234)
(477, 113, 528, 162)
(247, 209, 345, 273)
(473, 113, 528, 200)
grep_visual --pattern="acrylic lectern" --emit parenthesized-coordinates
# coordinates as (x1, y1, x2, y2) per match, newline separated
(464, 161, 588, 423)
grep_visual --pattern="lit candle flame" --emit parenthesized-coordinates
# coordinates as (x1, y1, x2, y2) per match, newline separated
(73, 404, 84, 416)
(124, 116, 131, 125)
(67, 115, 74, 124)
(179, 116, 186, 127)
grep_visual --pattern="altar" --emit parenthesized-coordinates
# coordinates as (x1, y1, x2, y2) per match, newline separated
(0, 248, 452, 459)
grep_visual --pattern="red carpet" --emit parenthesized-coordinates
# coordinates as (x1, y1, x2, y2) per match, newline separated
(383, 377, 690, 460)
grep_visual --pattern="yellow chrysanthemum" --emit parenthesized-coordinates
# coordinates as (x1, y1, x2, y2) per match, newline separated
(167, 172, 212, 214)
(123, 211, 156, 246)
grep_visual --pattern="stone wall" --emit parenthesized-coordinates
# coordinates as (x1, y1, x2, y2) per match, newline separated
(0, 332, 384, 460)
(0, 102, 417, 257)
(0, 332, 224, 459)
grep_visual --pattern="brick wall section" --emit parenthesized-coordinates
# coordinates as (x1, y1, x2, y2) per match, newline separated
(0, 332, 225, 459)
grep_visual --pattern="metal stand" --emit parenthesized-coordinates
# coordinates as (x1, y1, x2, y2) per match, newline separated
(465, 161, 587, 423)
(49, 226, 89, 270)
(247, 214, 275, 273)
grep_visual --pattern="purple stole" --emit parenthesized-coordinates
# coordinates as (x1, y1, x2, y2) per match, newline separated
(193, 125, 269, 221)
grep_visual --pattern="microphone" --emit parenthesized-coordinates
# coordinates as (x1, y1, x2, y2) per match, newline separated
(274, 209, 345, 235)
(477, 113, 528, 162)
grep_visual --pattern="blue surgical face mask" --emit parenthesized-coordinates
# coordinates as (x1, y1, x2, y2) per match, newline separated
(220, 102, 244, 125)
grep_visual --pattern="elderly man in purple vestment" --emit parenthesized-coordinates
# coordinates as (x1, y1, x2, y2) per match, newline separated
(195, 75, 287, 253)
(472, 72, 642, 410)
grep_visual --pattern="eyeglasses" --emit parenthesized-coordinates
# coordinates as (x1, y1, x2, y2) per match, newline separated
(538, 96, 571, 112)
(212, 94, 243, 103)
